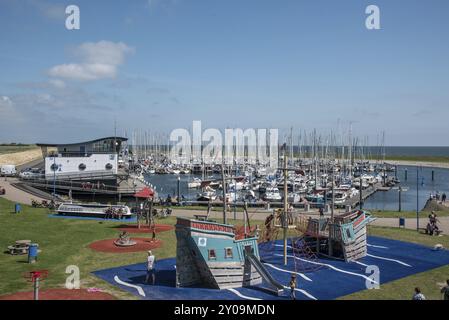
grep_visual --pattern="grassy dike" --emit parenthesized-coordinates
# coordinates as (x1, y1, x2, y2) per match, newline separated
(385, 156, 449, 163)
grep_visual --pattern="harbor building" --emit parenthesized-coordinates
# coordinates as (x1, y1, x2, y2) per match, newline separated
(37, 137, 127, 181)
(15, 137, 149, 201)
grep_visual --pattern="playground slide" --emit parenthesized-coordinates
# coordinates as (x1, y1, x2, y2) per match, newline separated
(245, 251, 284, 296)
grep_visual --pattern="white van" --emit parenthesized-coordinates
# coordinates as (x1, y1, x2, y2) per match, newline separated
(0, 164, 17, 176)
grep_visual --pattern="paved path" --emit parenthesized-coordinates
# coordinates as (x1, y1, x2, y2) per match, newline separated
(171, 208, 272, 222)
(372, 216, 449, 234)
(0, 177, 46, 205)
(171, 208, 449, 234)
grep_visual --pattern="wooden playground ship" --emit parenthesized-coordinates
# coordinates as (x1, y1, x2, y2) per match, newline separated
(261, 209, 375, 262)
(175, 216, 284, 294)
(302, 210, 376, 261)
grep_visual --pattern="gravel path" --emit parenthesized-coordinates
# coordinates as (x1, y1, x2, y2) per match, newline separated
(171, 208, 449, 234)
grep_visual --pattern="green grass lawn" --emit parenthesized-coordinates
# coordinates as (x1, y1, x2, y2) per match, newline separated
(340, 226, 449, 300)
(0, 197, 257, 298)
(1, 196, 448, 300)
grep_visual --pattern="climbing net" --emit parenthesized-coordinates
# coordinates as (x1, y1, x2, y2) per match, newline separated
(258, 210, 323, 274)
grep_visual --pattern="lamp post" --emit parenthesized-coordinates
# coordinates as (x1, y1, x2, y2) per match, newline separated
(359, 166, 363, 210)
(53, 156, 56, 199)
(416, 166, 419, 231)
(177, 176, 181, 206)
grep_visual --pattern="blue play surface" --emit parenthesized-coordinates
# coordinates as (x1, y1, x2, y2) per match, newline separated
(93, 236, 449, 300)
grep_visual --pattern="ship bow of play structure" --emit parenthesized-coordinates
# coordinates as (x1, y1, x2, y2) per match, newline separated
(175, 217, 283, 294)
(303, 210, 376, 261)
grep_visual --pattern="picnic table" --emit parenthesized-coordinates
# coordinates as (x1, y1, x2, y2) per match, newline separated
(7, 240, 32, 255)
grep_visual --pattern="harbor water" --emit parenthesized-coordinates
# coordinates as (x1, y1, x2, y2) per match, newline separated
(145, 165, 449, 212)
(363, 165, 449, 212)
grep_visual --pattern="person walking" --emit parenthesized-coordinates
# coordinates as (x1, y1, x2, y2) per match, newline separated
(151, 228, 157, 242)
(145, 250, 156, 285)
(412, 287, 426, 300)
(441, 279, 449, 300)
(289, 274, 297, 300)
(442, 193, 447, 203)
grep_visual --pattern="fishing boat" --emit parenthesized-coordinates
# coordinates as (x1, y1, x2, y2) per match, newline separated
(175, 217, 283, 294)
(197, 186, 217, 202)
(326, 191, 348, 205)
(305, 192, 324, 204)
(56, 202, 132, 219)
(188, 177, 202, 189)
(263, 187, 282, 202)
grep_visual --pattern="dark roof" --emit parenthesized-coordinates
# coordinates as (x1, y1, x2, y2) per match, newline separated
(36, 137, 128, 147)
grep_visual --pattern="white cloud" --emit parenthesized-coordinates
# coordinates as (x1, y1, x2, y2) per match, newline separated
(48, 79, 66, 88)
(48, 41, 134, 81)
(1, 96, 12, 105)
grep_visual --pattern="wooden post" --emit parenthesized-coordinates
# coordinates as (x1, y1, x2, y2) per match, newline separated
(329, 168, 335, 257)
(34, 277, 39, 301)
(148, 199, 153, 227)
(221, 163, 227, 225)
(205, 201, 210, 220)
(244, 201, 251, 238)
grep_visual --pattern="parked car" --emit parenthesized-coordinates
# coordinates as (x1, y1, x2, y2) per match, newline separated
(0, 164, 16, 177)
(19, 168, 44, 180)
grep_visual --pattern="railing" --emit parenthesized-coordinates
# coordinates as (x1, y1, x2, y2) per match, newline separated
(20, 177, 136, 195)
(47, 151, 118, 157)
(43, 170, 118, 181)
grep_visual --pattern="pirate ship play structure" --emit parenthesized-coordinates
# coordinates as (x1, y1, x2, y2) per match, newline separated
(261, 208, 375, 263)
(174, 155, 375, 296)
(301, 209, 375, 261)
(175, 216, 284, 294)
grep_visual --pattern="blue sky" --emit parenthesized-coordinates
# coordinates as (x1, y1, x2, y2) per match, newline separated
(0, 0, 449, 145)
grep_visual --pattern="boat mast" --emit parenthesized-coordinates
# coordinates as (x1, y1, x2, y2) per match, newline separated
(221, 160, 227, 224)
(282, 146, 288, 266)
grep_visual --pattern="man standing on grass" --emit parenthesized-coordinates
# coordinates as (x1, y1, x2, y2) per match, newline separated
(441, 279, 449, 300)
(145, 250, 156, 285)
